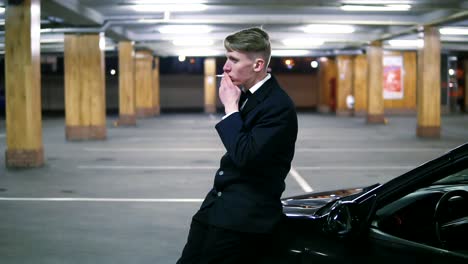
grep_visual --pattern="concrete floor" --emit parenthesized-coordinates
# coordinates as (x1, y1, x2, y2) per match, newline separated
(0, 113, 467, 264)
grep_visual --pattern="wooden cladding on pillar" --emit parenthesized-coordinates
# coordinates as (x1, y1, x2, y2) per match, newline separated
(4, 0, 44, 167)
(367, 42, 384, 118)
(153, 57, 161, 115)
(318, 59, 337, 112)
(336, 55, 354, 114)
(353, 55, 368, 115)
(64, 34, 106, 139)
(135, 50, 154, 117)
(417, 27, 441, 137)
(204, 58, 217, 113)
(118, 41, 135, 117)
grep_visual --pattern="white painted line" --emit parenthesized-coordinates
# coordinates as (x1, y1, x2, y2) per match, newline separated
(84, 147, 448, 153)
(84, 147, 222, 152)
(78, 165, 218, 170)
(289, 167, 313, 193)
(295, 166, 414, 170)
(296, 148, 448, 153)
(0, 197, 203, 202)
(126, 137, 217, 142)
(0, 133, 5, 138)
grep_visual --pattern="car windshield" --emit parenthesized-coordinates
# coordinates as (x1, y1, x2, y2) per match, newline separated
(433, 168, 468, 185)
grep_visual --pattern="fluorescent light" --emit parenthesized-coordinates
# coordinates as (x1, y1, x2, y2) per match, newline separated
(271, 50, 309, 56)
(0, 7, 5, 14)
(388, 39, 423, 48)
(439, 27, 468, 35)
(159, 25, 212, 34)
(131, 4, 207, 12)
(341, 4, 411, 11)
(282, 38, 324, 47)
(41, 38, 64, 43)
(173, 39, 214, 46)
(303, 24, 355, 34)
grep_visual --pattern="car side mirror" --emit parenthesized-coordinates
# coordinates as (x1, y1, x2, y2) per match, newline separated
(324, 201, 357, 237)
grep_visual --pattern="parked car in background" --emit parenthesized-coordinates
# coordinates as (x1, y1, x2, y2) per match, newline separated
(271, 143, 468, 264)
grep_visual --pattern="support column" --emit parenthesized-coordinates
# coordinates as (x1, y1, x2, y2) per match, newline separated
(135, 50, 154, 117)
(336, 55, 354, 116)
(5, 0, 44, 168)
(117, 41, 136, 126)
(353, 55, 368, 116)
(417, 27, 441, 138)
(366, 41, 385, 124)
(204, 58, 217, 113)
(153, 57, 161, 115)
(317, 58, 337, 113)
(65, 33, 107, 140)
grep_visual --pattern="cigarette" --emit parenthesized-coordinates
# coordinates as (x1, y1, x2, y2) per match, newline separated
(216, 74, 224, 77)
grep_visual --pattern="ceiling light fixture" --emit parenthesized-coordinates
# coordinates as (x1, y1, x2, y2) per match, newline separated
(303, 24, 355, 34)
(388, 39, 423, 48)
(341, 4, 411, 11)
(282, 38, 324, 47)
(0, 7, 5, 14)
(271, 50, 309, 56)
(131, 4, 207, 12)
(439, 27, 468, 35)
(173, 39, 214, 46)
(159, 25, 212, 34)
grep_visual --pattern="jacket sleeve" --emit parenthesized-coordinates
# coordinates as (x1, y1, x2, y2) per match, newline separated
(215, 102, 295, 168)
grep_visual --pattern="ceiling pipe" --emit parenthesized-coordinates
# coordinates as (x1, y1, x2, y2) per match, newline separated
(376, 10, 468, 42)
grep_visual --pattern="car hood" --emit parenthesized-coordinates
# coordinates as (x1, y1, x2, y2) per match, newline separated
(281, 187, 370, 216)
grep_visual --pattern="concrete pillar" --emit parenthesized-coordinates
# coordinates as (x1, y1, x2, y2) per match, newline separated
(317, 58, 337, 113)
(417, 27, 441, 138)
(204, 58, 217, 113)
(336, 55, 354, 116)
(366, 41, 385, 124)
(135, 50, 154, 118)
(5, 0, 44, 168)
(117, 41, 136, 126)
(64, 33, 107, 140)
(353, 55, 368, 116)
(153, 57, 161, 115)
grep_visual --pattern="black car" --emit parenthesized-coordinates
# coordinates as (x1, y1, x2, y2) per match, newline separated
(273, 143, 468, 263)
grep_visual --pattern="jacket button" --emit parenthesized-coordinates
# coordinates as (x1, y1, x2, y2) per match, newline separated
(217, 192, 222, 197)
(218, 170, 224, 176)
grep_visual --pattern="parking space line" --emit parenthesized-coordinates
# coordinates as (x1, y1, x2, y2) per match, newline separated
(84, 147, 448, 153)
(296, 166, 414, 170)
(289, 167, 313, 193)
(296, 148, 448, 153)
(78, 165, 218, 170)
(84, 147, 222, 152)
(0, 197, 203, 202)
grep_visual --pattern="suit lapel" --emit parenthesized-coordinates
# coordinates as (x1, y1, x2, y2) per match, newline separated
(241, 77, 277, 115)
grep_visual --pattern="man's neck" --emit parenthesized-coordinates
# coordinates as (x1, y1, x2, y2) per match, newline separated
(245, 72, 268, 90)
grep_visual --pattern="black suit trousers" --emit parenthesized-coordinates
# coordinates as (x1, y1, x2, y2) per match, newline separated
(176, 218, 272, 264)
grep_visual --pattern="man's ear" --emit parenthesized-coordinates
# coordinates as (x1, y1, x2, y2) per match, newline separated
(253, 58, 265, 72)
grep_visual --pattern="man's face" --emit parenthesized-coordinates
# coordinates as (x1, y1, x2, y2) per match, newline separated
(222, 50, 257, 88)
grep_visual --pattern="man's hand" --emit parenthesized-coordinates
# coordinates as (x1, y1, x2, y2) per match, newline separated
(219, 72, 241, 114)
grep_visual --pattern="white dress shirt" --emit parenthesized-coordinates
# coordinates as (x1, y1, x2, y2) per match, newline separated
(222, 74, 271, 119)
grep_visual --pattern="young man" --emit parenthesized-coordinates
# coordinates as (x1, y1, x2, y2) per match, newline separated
(177, 27, 298, 264)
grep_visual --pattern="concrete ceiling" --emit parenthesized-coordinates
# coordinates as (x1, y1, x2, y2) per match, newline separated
(2, 0, 468, 56)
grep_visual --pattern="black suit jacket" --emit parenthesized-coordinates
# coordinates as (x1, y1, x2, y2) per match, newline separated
(195, 76, 298, 234)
